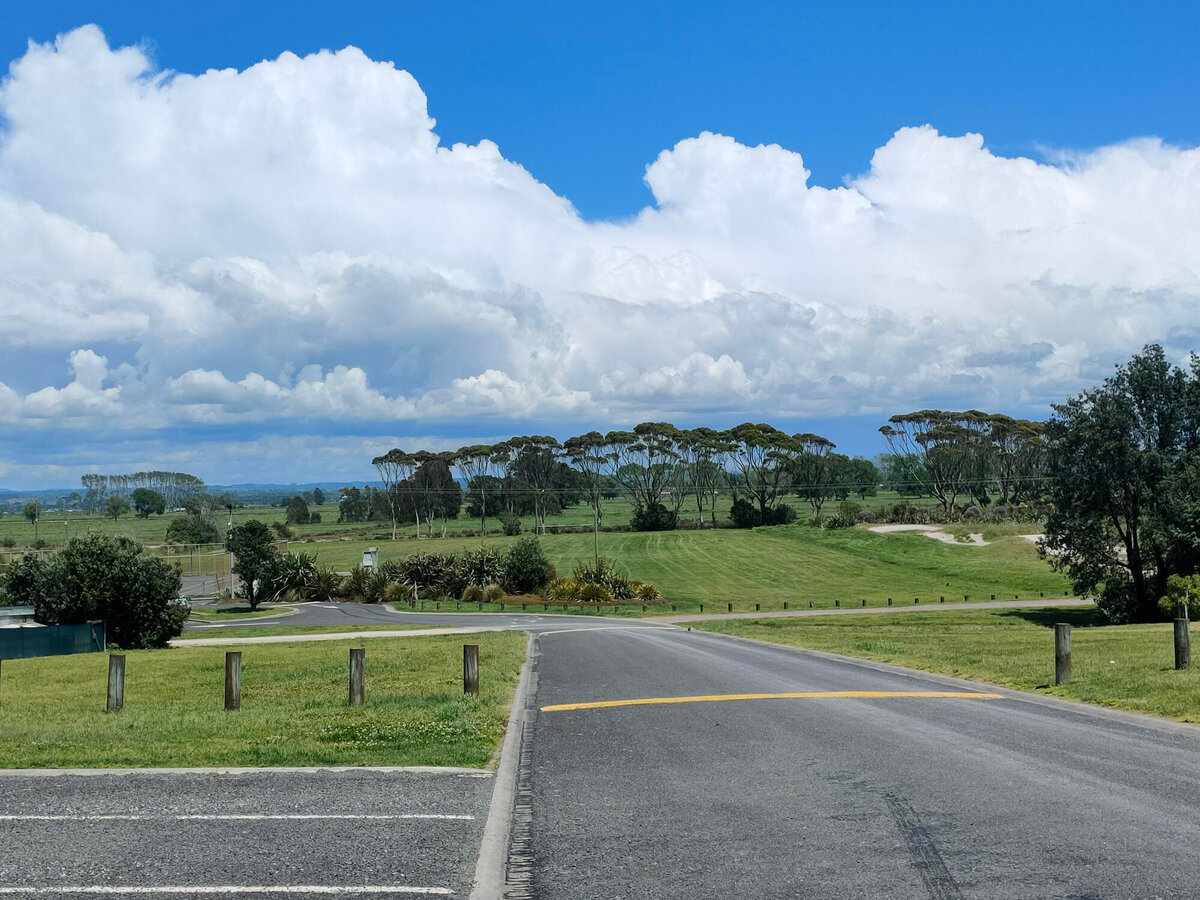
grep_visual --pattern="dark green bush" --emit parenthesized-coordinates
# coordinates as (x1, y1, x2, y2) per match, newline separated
(631, 502, 677, 532)
(503, 536, 552, 594)
(6, 534, 186, 648)
(573, 557, 633, 600)
(165, 514, 220, 545)
(730, 499, 796, 528)
(502, 514, 522, 536)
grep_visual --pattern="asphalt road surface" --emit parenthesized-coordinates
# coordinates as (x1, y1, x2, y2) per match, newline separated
(524, 626, 1200, 899)
(0, 768, 492, 897)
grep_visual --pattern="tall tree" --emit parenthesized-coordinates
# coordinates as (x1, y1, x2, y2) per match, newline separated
(105, 496, 131, 521)
(371, 449, 417, 539)
(790, 434, 843, 517)
(226, 520, 279, 611)
(606, 423, 680, 513)
(508, 436, 562, 534)
(563, 431, 611, 558)
(131, 488, 167, 518)
(454, 445, 496, 535)
(1043, 345, 1200, 622)
(725, 423, 797, 519)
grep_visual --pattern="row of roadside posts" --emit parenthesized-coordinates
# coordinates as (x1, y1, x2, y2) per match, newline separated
(101, 644, 482, 711)
(1052, 615, 1192, 685)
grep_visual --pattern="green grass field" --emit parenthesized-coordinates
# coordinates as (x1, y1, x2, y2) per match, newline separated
(186, 605, 295, 623)
(302, 525, 1071, 613)
(691, 607, 1200, 721)
(0, 632, 527, 768)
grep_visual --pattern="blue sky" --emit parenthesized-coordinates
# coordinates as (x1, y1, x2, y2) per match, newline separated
(0, 4, 1198, 488)
(5, 1, 1198, 220)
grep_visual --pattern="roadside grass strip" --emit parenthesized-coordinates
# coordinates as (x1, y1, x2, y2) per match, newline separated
(541, 690, 1002, 712)
(0, 632, 526, 768)
(691, 606, 1200, 722)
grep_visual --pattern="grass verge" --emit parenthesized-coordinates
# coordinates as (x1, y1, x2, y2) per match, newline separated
(0, 632, 527, 768)
(691, 607, 1200, 722)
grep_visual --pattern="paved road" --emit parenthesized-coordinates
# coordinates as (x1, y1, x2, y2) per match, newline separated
(0, 768, 492, 897)
(524, 626, 1200, 899)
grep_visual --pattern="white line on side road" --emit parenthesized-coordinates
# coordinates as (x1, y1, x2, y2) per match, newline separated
(0, 814, 472, 822)
(0, 888, 452, 896)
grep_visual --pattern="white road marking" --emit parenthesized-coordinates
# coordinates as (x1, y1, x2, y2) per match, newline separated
(0, 814, 472, 822)
(0, 888, 452, 896)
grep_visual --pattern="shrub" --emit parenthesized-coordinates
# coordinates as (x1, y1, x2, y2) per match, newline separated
(576, 582, 613, 603)
(310, 512, 322, 525)
(6, 533, 186, 649)
(461, 546, 504, 586)
(631, 502, 677, 532)
(461, 583, 486, 604)
(386, 552, 468, 598)
(383, 582, 409, 605)
(272, 521, 296, 540)
(1159, 574, 1200, 619)
(502, 514, 522, 536)
(1, 536, 14, 548)
(483, 583, 505, 603)
(308, 566, 341, 602)
(632, 581, 663, 604)
(165, 514, 221, 545)
(962, 506, 984, 520)
(269, 551, 319, 602)
(824, 514, 856, 530)
(344, 565, 389, 603)
(503, 537, 551, 593)
(573, 557, 632, 599)
(730, 499, 796, 528)
(544, 577, 582, 602)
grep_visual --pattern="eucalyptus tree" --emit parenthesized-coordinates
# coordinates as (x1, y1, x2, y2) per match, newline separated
(506, 436, 561, 533)
(879, 411, 982, 513)
(563, 431, 610, 560)
(789, 433, 842, 517)
(989, 415, 1047, 504)
(724, 423, 798, 520)
(605, 423, 681, 515)
(371, 448, 417, 539)
(676, 427, 728, 527)
(453, 444, 496, 535)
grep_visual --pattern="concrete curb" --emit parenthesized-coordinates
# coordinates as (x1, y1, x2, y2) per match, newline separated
(471, 633, 538, 900)
(0, 765, 493, 778)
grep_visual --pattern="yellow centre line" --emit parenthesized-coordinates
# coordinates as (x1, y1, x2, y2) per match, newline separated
(540, 690, 1003, 712)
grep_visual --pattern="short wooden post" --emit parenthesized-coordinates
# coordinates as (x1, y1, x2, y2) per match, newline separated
(671, 604, 676, 612)
(349, 648, 366, 707)
(808, 599, 813, 608)
(521, 603, 527, 611)
(699, 604, 704, 613)
(224, 651, 242, 711)
(463, 644, 480, 696)
(914, 597, 920, 605)
(835, 599, 840, 608)
(435, 601, 441, 611)
(727, 603, 733, 613)
(991, 594, 996, 601)
(861, 598, 866, 607)
(1174, 619, 1191, 670)
(1054, 623, 1071, 685)
(940, 596, 945, 603)
(964, 594, 969, 602)
(478, 602, 483, 611)
(642, 604, 647, 612)
(755, 603, 760, 611)
(887, 597, 892, 606)
(783, 602, 788, 610)
(106, 654, 125, 711)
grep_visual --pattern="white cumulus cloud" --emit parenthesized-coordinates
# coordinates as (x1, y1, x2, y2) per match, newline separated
(1, 25, 1199, 485)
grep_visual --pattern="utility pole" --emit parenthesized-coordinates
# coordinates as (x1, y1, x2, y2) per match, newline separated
(62, 497, 68, 543)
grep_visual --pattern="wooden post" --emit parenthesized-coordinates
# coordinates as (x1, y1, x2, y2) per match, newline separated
(463, 644, 480, 697)
(861, 598, 866, 607)
(964, 594, 969, 602)
(887, 597, 892, 606)
(808, 599, 813, 608)
(940, 596, 945, 603)
(1054, 623, 1071, 685)
(699, 604, 704, 613)
(783, 602, 788, 610)
(671, 604, 676, 612)
(1174, 618, 1191, 670)
(349, 648, 366, 707)
(224, 651, 242, 711)
(107, 654, 125, 711)
(835, 599, 840, 608)
(727, 603, 733, 613)
(914, 597, 920, 605)
(755, 603, 760, 611)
